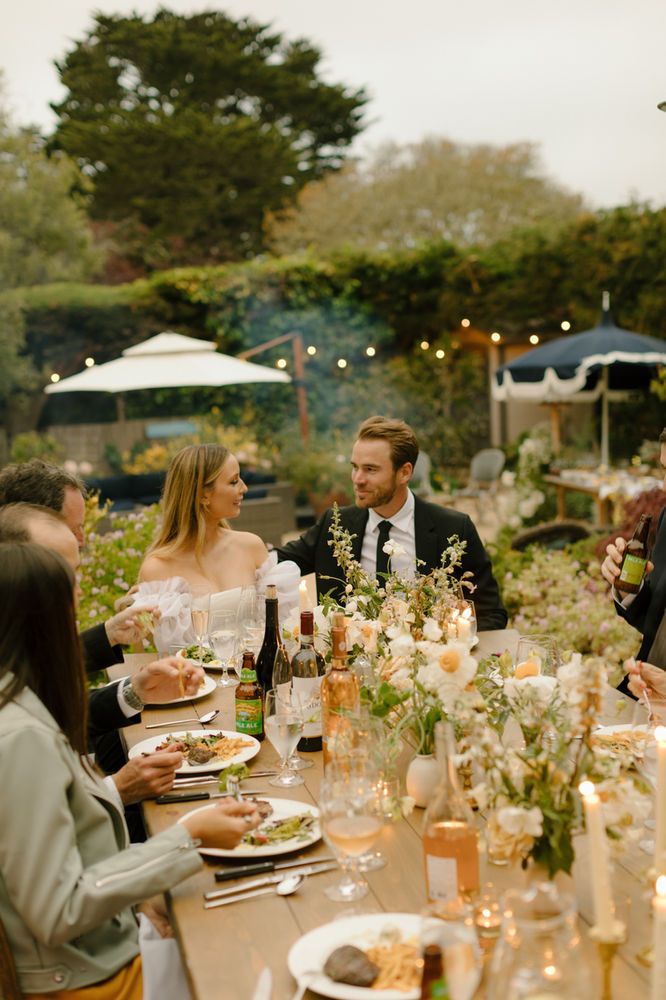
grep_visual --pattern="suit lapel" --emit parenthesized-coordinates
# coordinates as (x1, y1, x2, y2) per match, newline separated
(413, 496, 438, 572)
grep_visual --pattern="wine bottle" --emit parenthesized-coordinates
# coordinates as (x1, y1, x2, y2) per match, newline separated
(422, 722, 480, 906)
(255, 585, 287, 695)
(235, 651, 264, 741)
(321, 612, 360, 766)
(291, 610, 326, 752)
(616, 513, 652, 594)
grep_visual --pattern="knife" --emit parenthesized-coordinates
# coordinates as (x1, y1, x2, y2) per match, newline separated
(214, 854, 335, 882)
(155, 789, 271, 804)
(204, 861, 337, 901)
(204, 862, 338, 908)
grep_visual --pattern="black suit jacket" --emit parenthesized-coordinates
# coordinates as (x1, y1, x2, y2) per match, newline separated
(88, 680, 140, 746)
(617, 508, 666, 662)
(277, 495, 507, 631)
(81, 623, 124, 674)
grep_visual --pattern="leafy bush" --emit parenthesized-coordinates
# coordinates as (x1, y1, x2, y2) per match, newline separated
(9, 431, 64, 463)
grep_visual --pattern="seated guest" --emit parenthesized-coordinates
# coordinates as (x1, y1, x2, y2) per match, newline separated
(0, 540, 260, 998)
(0, 458, 145, 670)
(139, 443, 298, 616)
(277, 416, 508, 630)
(0, 503, 202, 808)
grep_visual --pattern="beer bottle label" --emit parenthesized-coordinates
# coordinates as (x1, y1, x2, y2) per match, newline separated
(236, 699, 263, 735)
(618, 553, 647, 587)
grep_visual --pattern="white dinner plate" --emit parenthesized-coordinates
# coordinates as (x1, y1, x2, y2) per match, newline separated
(145, 673, 217, 706)
(128, 729, 260, 774)
(287, 912, 480, 1000)
(182, 797, 321, 858)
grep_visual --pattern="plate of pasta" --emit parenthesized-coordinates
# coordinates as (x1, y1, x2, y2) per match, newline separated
(287, 913, 480, 999)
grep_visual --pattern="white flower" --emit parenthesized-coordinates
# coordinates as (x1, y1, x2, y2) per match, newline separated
(417, 640, 477, 689)
(496, 805, 544, 838)
(389, 632, 416, 659)
(383, 539, 406, 559)
(504, 674, 558, 711)
(422, 617, 443, 642)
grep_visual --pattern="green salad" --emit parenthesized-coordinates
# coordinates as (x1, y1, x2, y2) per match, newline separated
(179, 644, 219, 664)
(243, 812, 317, 846)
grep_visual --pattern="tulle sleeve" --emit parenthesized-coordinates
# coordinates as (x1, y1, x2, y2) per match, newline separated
(256, 552, 301, 622)
(131, 576, 194, 652)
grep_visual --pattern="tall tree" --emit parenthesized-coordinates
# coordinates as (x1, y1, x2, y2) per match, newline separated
(266, 137, 585, 255)
(50, 10, 367, 266)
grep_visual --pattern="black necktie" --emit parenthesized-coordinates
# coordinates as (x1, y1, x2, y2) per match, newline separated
(375, 520, 392, 579)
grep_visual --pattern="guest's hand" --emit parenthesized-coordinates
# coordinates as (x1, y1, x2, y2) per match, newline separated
(105, 602, 158, 646)
(112, 751, 182, 805)
(182, 797, 261, 849)
(133, 657, 205, 704)
(137, 895, 173, 938)
(601, 536, 653, 589)
(626, 658, 666, 709)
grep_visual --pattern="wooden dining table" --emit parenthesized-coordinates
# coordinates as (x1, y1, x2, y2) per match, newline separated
(113, 631, 653, 1000)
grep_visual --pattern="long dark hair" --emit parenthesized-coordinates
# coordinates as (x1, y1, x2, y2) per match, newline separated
(0, 541, 87, 755)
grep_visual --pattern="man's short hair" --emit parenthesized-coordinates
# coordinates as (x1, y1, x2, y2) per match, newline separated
(0, 459, 85, 513)
(0, 503, 68, 543)
(356, 416, 419, 471)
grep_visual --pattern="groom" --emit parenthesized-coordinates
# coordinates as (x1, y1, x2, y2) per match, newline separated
(277, 415, 507, 631)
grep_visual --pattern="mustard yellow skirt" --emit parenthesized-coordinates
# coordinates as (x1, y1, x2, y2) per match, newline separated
(25, 955, 142, 1000)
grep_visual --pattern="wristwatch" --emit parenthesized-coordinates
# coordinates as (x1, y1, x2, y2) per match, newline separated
(122, 677, 145, 712)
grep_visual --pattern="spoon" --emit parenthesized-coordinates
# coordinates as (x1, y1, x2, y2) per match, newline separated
(145, 709, 219, 729)
(204, 873, 305, 909)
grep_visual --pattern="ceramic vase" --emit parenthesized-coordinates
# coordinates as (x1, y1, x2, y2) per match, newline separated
(405, 753, 439, 808)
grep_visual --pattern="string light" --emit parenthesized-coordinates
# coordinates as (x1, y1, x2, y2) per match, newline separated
(276, 358, 288, 369)
(50, 373, 60, 383)
(306, 345, 317, 355)
(84, 357, 95, 367)
(490, 332, 501, 343)
(529, 334, 540, 345)
(337, 358, 347, 369)
(561, 321, 571, 331)
(461, 318, 471, 328)
(435, 349, 446, 359)
(420, 341, 430, 350)
(366, 346, 376, 357)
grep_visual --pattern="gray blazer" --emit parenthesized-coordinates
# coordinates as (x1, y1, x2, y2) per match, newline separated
(0, 680, 203, 994)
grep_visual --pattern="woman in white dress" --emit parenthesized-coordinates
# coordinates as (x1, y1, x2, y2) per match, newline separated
(138, 444, 299, 620)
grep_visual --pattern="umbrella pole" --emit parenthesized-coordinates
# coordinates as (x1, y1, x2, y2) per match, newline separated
(600, 368, 610, 468)
(549, 404, 562, 454)
(116, 392, 126, 425)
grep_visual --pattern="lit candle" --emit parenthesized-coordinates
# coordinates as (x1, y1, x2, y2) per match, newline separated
(457, 607, 472, 642)
(447, 611, 459, 641)
(298, 580, 310, 613)
(651, 875, 666, 1000)
(655, 726, 666, 869)
(579, 780, 615, 939)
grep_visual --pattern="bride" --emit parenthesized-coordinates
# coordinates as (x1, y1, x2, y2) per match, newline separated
(138, 444, 299, 620)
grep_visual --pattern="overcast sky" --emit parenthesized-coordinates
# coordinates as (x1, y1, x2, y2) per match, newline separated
(1, 0, 665, 208)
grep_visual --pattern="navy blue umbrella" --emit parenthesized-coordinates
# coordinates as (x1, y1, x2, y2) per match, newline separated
(492, 294, 666, 465)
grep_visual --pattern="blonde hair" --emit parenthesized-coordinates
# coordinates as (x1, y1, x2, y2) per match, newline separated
(356, 416, 419, 471)
(148, 444, 231, 560)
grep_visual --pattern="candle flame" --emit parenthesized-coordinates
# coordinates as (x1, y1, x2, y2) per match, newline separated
(461, 607, 472, 620)
(657, 875, 666, 899)
(655, 725, 666, 744)
(579, 780, 595, 797)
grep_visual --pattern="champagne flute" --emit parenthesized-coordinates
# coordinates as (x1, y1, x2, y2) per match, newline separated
(319, 765, 384, 902)
(190, 589, 210, 669)
(236, 585, 264, 658)
(209, 609, 239, 688)
(264, 688, 304, 787)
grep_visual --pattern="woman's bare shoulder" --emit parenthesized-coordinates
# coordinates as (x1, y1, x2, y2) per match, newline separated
(230, 530, 269, 562)
(139, 551, 176, 582)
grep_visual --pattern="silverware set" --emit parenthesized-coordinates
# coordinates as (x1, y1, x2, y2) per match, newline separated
(203, 860, 337, 909)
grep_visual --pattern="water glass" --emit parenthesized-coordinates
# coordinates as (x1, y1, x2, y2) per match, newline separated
(515, 634, 560, 677)
(264, 688, 304, 787)
(209, 608, 239, 688)
(236, 585, 264, 657)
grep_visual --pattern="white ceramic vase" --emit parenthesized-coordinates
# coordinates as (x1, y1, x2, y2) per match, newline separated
(405, 753, 439, 808)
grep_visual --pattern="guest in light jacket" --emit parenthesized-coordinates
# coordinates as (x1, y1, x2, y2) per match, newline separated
(0, 541, 260, 998)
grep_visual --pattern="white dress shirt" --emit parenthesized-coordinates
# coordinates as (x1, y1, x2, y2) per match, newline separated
(360, 490, 417, 579)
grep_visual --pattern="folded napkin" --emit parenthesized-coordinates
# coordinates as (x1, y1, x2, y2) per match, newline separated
(251, 967, 273, 1000)
(132, 577, 194, 654)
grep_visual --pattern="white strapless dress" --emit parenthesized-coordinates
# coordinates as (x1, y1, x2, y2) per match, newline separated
(132, 554, 301, 652)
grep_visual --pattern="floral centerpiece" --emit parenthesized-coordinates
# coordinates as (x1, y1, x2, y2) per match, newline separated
(463, 651, 651, 877)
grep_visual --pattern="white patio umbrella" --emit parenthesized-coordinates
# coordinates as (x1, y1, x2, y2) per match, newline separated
(45, 331, 291, 396)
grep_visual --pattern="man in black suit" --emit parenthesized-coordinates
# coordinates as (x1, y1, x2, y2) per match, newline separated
(278, 416, 507, 631)
(601, 427, 666, 673)
(0, 503, 202, 809)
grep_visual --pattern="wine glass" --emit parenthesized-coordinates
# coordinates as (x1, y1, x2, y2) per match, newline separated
(236, 585, 264, 657)
(264, 688, 304, 787)
(190, 589, 210, 668)
(318, 764, 384, 902)
(209, 609, 239, 688)
(515, 634, 560, 677)
(282, 686, 315, 772)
